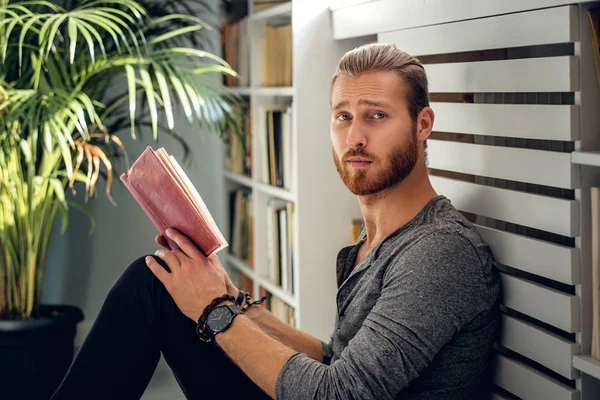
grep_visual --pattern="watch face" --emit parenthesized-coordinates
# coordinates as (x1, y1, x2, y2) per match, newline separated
(206, 307, 233, 333)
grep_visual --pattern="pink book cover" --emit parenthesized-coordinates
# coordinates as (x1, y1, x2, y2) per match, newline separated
(120, 147, 225, 256)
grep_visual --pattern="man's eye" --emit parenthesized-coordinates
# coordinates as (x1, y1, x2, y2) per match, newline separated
(372, 113, 386, 119)
(337, 114, 351, 121)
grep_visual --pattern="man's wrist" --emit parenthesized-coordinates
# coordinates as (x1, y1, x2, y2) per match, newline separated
(214, 312, 245, 345)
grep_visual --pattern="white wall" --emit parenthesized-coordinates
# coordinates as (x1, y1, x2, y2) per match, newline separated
(41, 0, 226, 321)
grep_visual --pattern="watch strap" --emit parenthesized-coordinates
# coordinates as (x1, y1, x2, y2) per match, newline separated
(196, 294, 236, 342)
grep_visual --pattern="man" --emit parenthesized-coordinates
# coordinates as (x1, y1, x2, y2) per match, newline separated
(51, 43, 500, 400)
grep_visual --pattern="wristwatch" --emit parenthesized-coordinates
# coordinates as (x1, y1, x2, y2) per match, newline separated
(204, 303, 243, 339)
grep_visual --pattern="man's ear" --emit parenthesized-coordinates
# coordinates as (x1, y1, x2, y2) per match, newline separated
(416, 107, 434, 143)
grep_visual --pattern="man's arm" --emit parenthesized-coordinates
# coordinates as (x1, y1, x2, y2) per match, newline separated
(214, 230, 493, 399)
(243, 304, 327, 362)
(156, 234, 328, 363)
(215, 312, 298, 399)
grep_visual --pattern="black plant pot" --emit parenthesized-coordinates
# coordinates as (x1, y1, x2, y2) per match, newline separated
(0, 305, 84, 400)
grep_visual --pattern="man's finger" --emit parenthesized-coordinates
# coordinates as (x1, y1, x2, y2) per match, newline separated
(155, 249, 182, 271)
(165, 228, 203, 259)
(155, 235, 169, 250)
(145, 256, 171, 285)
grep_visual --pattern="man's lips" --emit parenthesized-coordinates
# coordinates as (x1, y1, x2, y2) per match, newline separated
(345, 157, 372, 167)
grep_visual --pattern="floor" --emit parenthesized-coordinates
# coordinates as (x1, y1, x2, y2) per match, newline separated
(140, 356, 186, 400)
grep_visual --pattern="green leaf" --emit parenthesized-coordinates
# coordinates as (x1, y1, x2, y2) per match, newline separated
(19, 140, 31, 163)
(54, 170, 88, 184)
(74, 20, 97, 64)
(43, 123, 53, 152)
(79, 1, 147, 21)
(38, 12, 57, 44)
(43, 14, 67, 58)
(149, 14, 210, 29)
(75, 18, 106, 60)
(68, 17, 77, 64)
(138, 67, 158, 140)
(183, 80, 202, 120)
(18, 14, 44, 73)
(192, 65, 236, 76)
(124, 64, 136, 138)
(7, 4, 35, 16)
(50, 178, 66, 205)
(77, 93, 102, 129)
(154, 65, 174, 130)
(44, 51, 67, 90)
(148, 25, 203, 45)
(2, 18, 21, 62)
(78, 14, 125, 54)
(56, 202, 68, 234)
(90, 7, 136, 24)
(167, 69, 192, 122)
(14, 1, 65, 13)
(86, 10, 140, 54)
(153, 47, 233, 68)
(66, 101, 90, 140)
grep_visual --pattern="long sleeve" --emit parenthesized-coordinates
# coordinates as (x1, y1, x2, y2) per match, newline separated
(321, 339, 334, 365)
(275, 230, 496, 399)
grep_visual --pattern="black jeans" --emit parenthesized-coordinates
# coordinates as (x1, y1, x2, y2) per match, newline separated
(50, 255, 271, 400)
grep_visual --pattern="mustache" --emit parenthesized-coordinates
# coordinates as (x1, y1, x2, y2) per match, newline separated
(341, 148, 377, 162)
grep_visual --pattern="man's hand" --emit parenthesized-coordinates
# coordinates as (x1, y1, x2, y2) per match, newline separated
(146, 228, 229, 322)
(155, 233, 240, 299)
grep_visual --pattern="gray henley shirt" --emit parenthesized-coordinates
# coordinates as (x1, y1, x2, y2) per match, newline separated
(275, 195, 501, 399)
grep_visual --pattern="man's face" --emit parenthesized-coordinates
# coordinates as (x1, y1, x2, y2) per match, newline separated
(330, 71, 420, 196)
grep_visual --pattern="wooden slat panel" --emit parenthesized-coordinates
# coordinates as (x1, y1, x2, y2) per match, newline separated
(331, 0, 594, 39)
(430, 176, 579, 237)
(493, 354, 580, 400)
(425, 56, 578, 93)
(431, 102, 579, 141)
(476, 226, 580, 284)
(500, 314, 579, 379)
(427, 140, 578, 189)
(379, 6, 578, 56)
(501, 273, 580, 333)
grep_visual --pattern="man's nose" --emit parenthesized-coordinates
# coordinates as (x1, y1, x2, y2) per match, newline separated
(346, 120, 367, 149)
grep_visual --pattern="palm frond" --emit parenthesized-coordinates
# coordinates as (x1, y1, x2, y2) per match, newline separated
(0, 0, 240, 320)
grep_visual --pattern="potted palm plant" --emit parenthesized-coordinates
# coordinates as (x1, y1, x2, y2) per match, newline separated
(0, 0, 239, 398)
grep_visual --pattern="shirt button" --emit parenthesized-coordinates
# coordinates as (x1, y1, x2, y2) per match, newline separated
(383, 348, 391, 356)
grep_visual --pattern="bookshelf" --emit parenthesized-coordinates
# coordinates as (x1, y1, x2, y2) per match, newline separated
(574, 355, 600, 381)
(218, 0, 367, 340)
(573, 151, 600, 167)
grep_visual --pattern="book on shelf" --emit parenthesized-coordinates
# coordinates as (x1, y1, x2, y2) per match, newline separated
(229, 188, 254, 266)
(592, 187, 600, 360)
(260, 286, 296, 327)
(263, 23, 292, 87)
(266, 199, 294, 295)
(588, 9, 600, 87)
(254, 0, 289, 12)
(239, 274, 254, 298)
(260, 105, 293, 189)
(121, 147, 227, 256)
(224, 101, 252, 177)
(221, 17, 249, 87)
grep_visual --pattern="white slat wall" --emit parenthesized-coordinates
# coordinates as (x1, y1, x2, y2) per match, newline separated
(378, 5, 585, 400)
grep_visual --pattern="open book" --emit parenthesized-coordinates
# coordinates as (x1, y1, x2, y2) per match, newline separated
(120, 146, 228, 256)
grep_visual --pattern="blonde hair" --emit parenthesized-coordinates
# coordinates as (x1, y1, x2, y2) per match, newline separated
(329, 43, 429, 122)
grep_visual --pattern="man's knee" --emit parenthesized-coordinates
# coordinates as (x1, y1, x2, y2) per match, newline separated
(115, 255, 170, 291)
